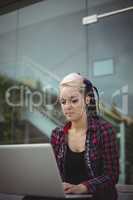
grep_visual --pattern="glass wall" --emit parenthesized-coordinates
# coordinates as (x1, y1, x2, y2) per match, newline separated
(86, 0, 133, 184)
(0, 0, 133, 184)
(0, 0, 88, 144)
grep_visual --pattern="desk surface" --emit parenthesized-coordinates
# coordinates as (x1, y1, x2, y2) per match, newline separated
(0, 194, 93, 200)
(0, 193, 23, 200)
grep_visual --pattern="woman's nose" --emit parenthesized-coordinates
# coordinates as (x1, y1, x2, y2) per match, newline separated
(64, 101, 72, 109)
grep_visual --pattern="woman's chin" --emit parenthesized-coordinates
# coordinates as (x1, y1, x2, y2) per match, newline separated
(66, 115, 74, 121)
(66, 115, 79, 122)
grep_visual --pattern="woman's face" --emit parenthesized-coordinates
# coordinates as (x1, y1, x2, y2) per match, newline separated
(59, 86, 87, 121)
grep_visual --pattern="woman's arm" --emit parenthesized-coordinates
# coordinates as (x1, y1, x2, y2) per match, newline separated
(82, 125, 119, 193)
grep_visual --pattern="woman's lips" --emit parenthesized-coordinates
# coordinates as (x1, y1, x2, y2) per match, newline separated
(65, 112, 73, 115)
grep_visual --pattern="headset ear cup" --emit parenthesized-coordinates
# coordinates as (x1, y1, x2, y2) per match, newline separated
(85, 96, 91, 105)
(84, 77, 99, 117)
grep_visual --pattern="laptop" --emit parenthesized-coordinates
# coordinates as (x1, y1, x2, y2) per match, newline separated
(0, 143, 92, 199)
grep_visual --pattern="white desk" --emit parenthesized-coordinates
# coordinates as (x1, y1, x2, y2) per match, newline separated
(0, 193, 23, 200)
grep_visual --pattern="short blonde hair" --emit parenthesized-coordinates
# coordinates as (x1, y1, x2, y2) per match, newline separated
(60, 73, 85, 93)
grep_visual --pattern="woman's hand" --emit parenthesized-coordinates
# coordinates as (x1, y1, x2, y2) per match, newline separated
(63, 182, 88, 194)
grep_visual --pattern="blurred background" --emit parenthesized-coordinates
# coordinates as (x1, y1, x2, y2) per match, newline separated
(0, 0, 133, 186)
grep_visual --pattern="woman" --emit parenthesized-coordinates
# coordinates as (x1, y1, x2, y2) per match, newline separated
(51, 73, 119, 200)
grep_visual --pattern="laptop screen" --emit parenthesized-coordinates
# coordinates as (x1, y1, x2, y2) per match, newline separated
(0, 143, 65, 198)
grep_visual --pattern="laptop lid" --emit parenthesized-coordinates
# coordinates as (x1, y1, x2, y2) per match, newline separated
(0, 143, 65, 198)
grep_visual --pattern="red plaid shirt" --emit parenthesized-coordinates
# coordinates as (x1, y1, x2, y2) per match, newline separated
(51, 117, 119, 199)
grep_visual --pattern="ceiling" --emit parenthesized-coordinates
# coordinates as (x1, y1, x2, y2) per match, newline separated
(0, 0, 17, 7)
(0, 0, 132, 15)
(0, 0, 117, 9)
(0, 0, 43, 15)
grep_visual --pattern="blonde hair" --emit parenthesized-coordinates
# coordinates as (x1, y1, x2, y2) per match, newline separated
(60, 73, 85, 93)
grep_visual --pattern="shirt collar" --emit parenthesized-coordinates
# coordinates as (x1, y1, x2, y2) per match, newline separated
(63, 121, 72, 134)
(63, 116, 98, 135)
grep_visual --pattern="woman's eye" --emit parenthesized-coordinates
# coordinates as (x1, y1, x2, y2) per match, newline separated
(60, 98, 79, 104)
(60, 100, 66, 105)
(71, 99, 78, 103)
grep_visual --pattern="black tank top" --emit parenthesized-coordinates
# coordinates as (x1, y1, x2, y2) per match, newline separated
(64, 145, 88, 184)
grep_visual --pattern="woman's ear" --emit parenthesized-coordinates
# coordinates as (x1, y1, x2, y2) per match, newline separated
(85, 96, 91, 105)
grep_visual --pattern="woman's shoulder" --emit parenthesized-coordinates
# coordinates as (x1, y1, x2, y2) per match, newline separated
(50, 125, 66, 144)
(98, 117, 113, 129)
(51, 126, 63, 137)
(51, 121, 71, 144)
(92, 116, 115, 137)
(96, 117, 116, 142)
(90, 116, 113, 129)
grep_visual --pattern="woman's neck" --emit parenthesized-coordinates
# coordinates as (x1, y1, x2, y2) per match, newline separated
(71, 113, 88, 131)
